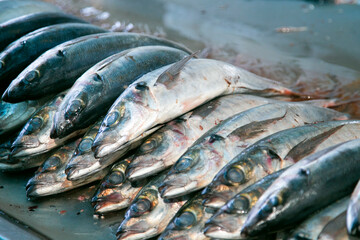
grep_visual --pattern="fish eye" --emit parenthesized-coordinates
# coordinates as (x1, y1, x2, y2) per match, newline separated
(130, 198, 151, 215)
(135, 81, 149, 91)
(105, 111, 119, 127)
(259, 202, 273, 219)
(107, 171, 125, 185)
(65, 99, 85, 119)
(24, 70, 40, 84)
(25, 117, 43, 134)
(78, 138, 93, 153)
(174, 211, 196, 229)
(43, 156, 61, 170)
(224, 167, 245, 184)
(174, 156, 192, 172)
(140, 135, 162, 153)
(56, 50, 65, 57)
(93, 73, 102, 82)
(228, 195, 250, 213)
(208, 134, 224, 143)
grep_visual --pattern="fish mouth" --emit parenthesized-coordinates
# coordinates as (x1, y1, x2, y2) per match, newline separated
(126, 160, 164, 182)
(159, 178, 197, 199)
(10, 141, 41, 158)
(93, 200, 128, 214)
(202, 195, 228, 209)
(92, 134, 127, 158)
(117, 221, 153, 240)
(204, 224, 237, 239)
(65, 161, 101, 181)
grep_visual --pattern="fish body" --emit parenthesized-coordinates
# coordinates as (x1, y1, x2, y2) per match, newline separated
(0, 97, 49, 136)
(202, 120, 360, 208)
(3, 32, 191, 102)
(0, 11, 86, 52)
(117, 171, 190, 240)
(158, 103, 348, 199)
(318, 211, 355, 240)
(93, 58, 299, 158)
(126, 94, 279, 182)
(25, 139, 109, 198)
(10, 93, 87, 158)
(347, 179, 360, 236)
(0, 23, 106, 88)
(52, 45, 188, 138)
(92, 157, 146, 214)
(242, 139, 360, 237)
(204, 169, 285, 239)
(159, 193, 215, 240)
(289, 197, 349, 240)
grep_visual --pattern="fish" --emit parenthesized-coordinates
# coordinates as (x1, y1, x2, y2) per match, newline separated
(0, 150, 55, 172)
(91, 156, 147, 214)
(318, 211, 355, 240)
(92, 58, 300, 159)
(202, 120, 360, 209)
(3, 32, 192, 102)
(158, 103, 348, 199)
(65, 118, 162, 181)
(0, 23, 107, 90)
(0, 97, 50, 136)
(51, 46, 189, 138)
(26, 139, 109, 198)
(0, 11, 86, 52)
(288, 197, 349, 240)
(10, 93, 87, 158)
(204, 169, 285, 239)
(347, 179, 360, 236)
(242, 139, 360, 237)
(117, 171, 190, 240)
(126, 94, 279, 182)
(159, 193, 216, 240)
(0, 0, 62, 24)
(0, 131, 18, 163)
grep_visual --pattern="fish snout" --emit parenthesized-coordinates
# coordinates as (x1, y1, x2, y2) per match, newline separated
(159, 175, 191, 199)
(92, 132, 124, 158)
(50, 118, 73, 139)
(10, 136, 40, 157)
(116, 220, 149, 240)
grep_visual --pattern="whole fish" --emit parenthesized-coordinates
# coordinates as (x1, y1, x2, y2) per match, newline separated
(51, 46, 189, 138)
(126, 94, 279, 182)
(65, 119, 161, 181)
(202, 120, 360, 209)
(347, 179, 360, 236)
(3, 32, 191, 102)
(0, 150, 54, 172)
(158, 103, 348, 199)
(288, 197, 349, 240)
(0, 97, 50, 136)
(0, 12, 86, 52)
(204, 169, 285, 239)
(0, 0, 62, 24)
(92, 58, 300, 159)
(117, 171, 190, 240)
(159, 193, 216, 240)
(26, 139, 109, 198)
(242, 139, 360, 237)
(10, 93, 87, 158)
(0, 23, 107, 88)
(92, 157, 147, 214)
(318, 211, 355, 240)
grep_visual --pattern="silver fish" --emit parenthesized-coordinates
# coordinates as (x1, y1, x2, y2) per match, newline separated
(0, 11, 86, 52)
(318, 211, 354, 240)
(117, 171, 190, 240)
(26, 139, 109, 198)
(159, 193, 216, 240)
(204, 169, 285, 239)
(202, 120, 360, 209)
(0, 23, 106, 84)
(3, 32, 191, 102)
(92, 58, 299, 158)
(126, 94, 279, 182)
(0, 97, 49, 136)
(288, 197, 349, 240)
(347, 179, 360, 236)
(51, 45, 188, 138)
(91, 156, 147, 214)
(10, 93, 87, 158)
(158, 103, 348, 199)
(242, 139, 360, 237)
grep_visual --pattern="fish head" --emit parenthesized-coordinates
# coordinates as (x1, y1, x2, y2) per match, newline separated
(117, 188, 165, 240)
(3, 50, 65, 102)
(126, 126, 180, 181)
(92, 80, 158, 158)
(159, 196, 209, 240)
(202, 146, 280, 208)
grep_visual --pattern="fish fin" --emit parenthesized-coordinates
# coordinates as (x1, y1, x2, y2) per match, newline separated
(155, 51, 198, 88)
(284, 125, 344, 163)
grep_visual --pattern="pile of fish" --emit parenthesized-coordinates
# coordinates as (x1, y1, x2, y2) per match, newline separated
(1, 1, 360, 239)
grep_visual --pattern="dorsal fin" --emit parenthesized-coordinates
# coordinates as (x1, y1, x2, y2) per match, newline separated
(156, 51, 198, 88)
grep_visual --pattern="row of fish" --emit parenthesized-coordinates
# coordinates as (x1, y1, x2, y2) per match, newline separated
(1, 1, 360, 240)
